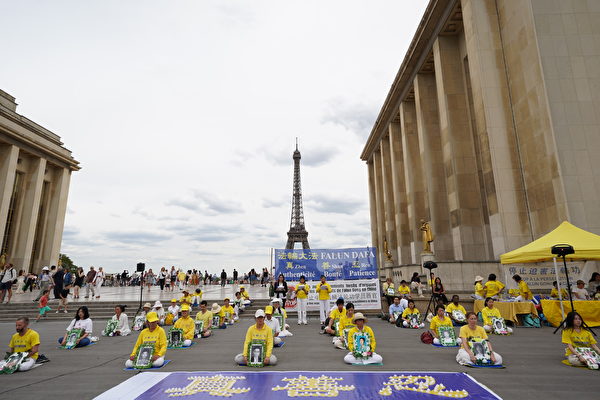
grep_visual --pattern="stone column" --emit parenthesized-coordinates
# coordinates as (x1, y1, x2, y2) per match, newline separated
(388, 121, 412, 265)
(461, 0, 532, 256)
(380, 132, 399, 264)
(40, 167, 71, 271)
(0, 145, 19, 247)
(11, 157, 46, 272)
(414, 73, 453, 260)
(367, 159, 380, 259)
(372, 149, 387, 271)
(433, 35, 488, 260)
(400, 101, 428, 264)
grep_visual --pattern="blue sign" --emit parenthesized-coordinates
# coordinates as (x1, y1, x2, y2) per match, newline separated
(133, 371, 501, 399)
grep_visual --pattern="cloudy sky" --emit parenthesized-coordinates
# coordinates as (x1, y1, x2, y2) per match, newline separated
(1, 1, 427, 274)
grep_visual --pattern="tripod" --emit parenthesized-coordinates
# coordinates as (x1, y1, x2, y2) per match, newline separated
(134, 263, 145, 319)
(551, 245, 596, 336)
(423, 261, 439, 318)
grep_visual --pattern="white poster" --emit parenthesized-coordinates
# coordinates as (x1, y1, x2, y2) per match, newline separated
(284, 279, 381, 311)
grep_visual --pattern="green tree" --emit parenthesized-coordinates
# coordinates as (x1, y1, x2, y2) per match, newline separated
(59, 253, 78, 273)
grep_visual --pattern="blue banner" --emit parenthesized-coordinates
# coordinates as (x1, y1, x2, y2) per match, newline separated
(274, 247, 378, 281)
(132, 371, 501, 400)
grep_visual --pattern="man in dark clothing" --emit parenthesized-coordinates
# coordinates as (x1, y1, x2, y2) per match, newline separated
(84, 267, 97, 298)
(52, 266, 64, 299)
(220, 269, 227, 287)
(233, 269, 238, 283)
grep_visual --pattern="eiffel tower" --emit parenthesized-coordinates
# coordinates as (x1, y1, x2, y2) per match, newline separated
(285, 140, 310, 249)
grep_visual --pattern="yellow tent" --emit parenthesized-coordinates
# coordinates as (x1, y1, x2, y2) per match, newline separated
(500, 221, 600, 264)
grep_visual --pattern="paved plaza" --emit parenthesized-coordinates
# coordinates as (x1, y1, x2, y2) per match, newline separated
(0, 316, 598, 399)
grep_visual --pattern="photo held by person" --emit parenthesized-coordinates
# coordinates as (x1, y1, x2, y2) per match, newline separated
(58, 306, 93, 348)
(194, 300, 213, 338)
(456, 312, 503, 366)
(344, 313, 382, 365)
(103, 305, 131, 336)
(446, 295, 467, 325)
(173, 305, 195, 346)
(125, 311, 167, 369)
(401, 299, 424, 328)
(234, 309, 277, 366)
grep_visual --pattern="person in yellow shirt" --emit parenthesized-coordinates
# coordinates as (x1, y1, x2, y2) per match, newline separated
(382, 277, 395, 307)
(316, 275, 332, 325)
(481, 297, 513, 334)
(239, 286, 252, 306)
(398, 280, 411, 297)
(446, 295, 467, 325)
(325, 298, 346, 335)
(295, 275, 310, 325)
(334, 302, 355, 349)
(344, 313, 383, 364)
(562, 311, 600, 366)
(173, 304, 194, 346)
(125, 311, 167, 368)
(456, 312, 502, 366)
(401, 299, 424, 328)
(220, 298, 237, 324)
(194, 300, 212, 338)
(177, 270, 186, 290)
(0, 317, 41, 372)
(473, 276, 485, 300)
(192, 288, 203, 307)
(179, 290, 193, 307)
(234, 309, 277, 366)
(550, 281, 568, 300)
(429, 304, 461, 345)
(484, 274, 505, 298)
(512, 274, 532, 301)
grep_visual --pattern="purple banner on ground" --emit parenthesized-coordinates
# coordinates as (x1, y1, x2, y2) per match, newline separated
(134, 371, 501, 400)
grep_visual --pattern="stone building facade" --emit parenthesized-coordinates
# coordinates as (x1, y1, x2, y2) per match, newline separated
(361, 0, 600, 287)
(0, 89, 79, 273)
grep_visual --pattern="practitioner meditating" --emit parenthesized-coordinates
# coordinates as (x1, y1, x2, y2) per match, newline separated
(194, 300, 213, 338)
(220, 298, 237, 324)
(125, 311, 166, 368)
(401, 299, 424, 328)
(344, 313, 383, 364)
(271, 298, 291, 335)
(333, 302, 355, 349)
(234, 309, 277, 366)
(264, 306, 283, 346)
(561, 311, 600, 366)
(239, 286, 252, 306)
(103, 305, 131, 336)
(481, 297, 513, 334)
(446, 295, 467, 325)
(429, 304, 461, 345)
(173, 304, 195, 346)
(166, 299, 179, 325)
(0, 317, 41, 372)
(456, 312, 503, 366)
(58, 306, 93, 348)
(388, 296, 404, 325)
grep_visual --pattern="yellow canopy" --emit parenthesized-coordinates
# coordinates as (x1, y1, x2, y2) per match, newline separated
(500, 221, 600, 264)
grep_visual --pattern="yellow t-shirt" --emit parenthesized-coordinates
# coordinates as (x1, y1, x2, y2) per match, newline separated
(339, 313, 356, 334)
(459, 325, 488, 341)
(241, 291, 250, 300)
(174, 316, 195, 340)
(295, 283, 310, 299)
(316, 282, 332, 300)
(329, 307, 346, 321)
(518, 281, 532, 300)
(130, 326, 167, 357)
(383, 282, 395, 296)
(474, 282, 485, 297)
(481, 306, 502, 326)
(562, 328, 597, 356)
(219, 305, 235, 322)
(484, 280, 505, 297)
(402, 308, 420, 319)
(9, 329, 40, 360)
(177, 271, 186, 281)
(446, 303, 467, 316)
(195, 310, 213, 328)
(242, 324, 273, 358)
(179, 295, 193, 305)
(398, 285, 411, 296)
(550, 287, 568, 299)
(347, 326, 377, 352)
(429, 315, 453, 333)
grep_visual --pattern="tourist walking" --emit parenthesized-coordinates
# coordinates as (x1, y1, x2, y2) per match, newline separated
(73, 267, 85, 299)
(94, 267, 105, 299)
(34, 267, 52, 301)
(159, 267, 167, 291)
(220, 269, 227, 287)
(84, 266, 97, 298)
(0, 262, 17, 303)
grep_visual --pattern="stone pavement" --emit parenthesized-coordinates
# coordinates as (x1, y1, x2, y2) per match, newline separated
(0, 318, 598, 399)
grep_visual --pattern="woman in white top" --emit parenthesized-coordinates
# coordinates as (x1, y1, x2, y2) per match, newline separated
(58, 306, 93, 347)
(94, 267, 105, 299)
(108, 305, 131, 336)
(153, 301, 165, 325)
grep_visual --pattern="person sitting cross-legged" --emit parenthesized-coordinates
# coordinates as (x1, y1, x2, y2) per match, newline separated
(239, 286, 252, 306)
(333, 302, 355, 349)
(481, 297, 513, 334)
(401, 299, 424, 328)
(429, 304, 462, 345)
(561, 311, 600, 367)
(234, 309, 277, 366)
(344, 313, 383, 364)
(125, 312, 166, 368)
(446, 295, 467, 325)
(388, 296, 404, 325)
(324, 298, 346, 335)
(173, 304, 194, 346)
(456, 312, 502, 366)
(194, 300, 213, 338)
(264, 306, 283, 346)
(58, 306, 93, 348)
(0, 317, 42, 372)
(220, 298, 237, 324)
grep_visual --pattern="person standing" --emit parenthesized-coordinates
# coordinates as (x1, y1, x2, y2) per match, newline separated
(273, 274, 288, 308)
(220, 269, 227, 287)
(159, 267, 167, 291)
(84, 267, 97, 299)
(295, 275, 309, 325)
(233, 269, 238, 284)
(0, 263, 17, 303)
(52, 266, 64, 300)
(73, 267, 85, 299)
(315, 275, 332, 326)
(34, 267, 52, 301)
(94, 267, 105, 299)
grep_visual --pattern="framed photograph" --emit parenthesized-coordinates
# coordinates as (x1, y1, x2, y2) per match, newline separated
(133, 316, 145, 331)
(224, 312, 232, 324)
(575, 347, 600, 370)
(103, 319, 118, 336)
(352, 332, 371, 359)
(332, 319, 340, 336)
(409, 313, 421, 329)
(437, 326, 458, 346)
(133, 344, 155, 369)
(168, 328, 184, 348)
(64, 328, 82, 349)
(386, 287, 395, 296)
(342, 328, 351, 349)
(452, 310, 466, 323)
(194, 320, 204, 338)
(211, 316, 221, 329)
(469, 339, 491, 365)
(1, 352, 27, 374)
(491, 317, 509, 335)
(247, 340, 266, 367)
(273, 315, 285, 331)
